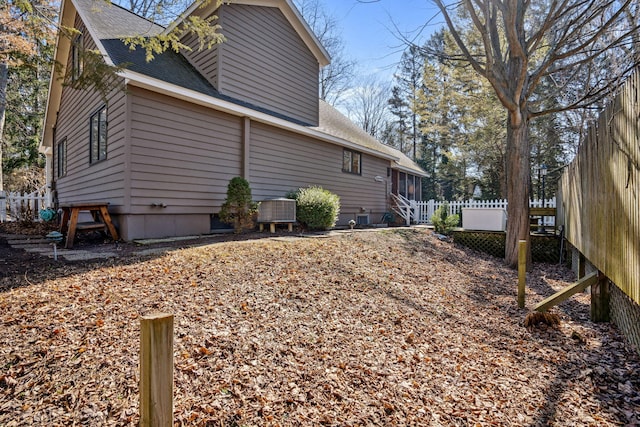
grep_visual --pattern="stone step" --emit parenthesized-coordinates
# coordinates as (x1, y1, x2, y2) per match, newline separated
(7, 238, 51, 245)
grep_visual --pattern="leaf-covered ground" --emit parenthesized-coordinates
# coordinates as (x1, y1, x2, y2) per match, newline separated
(0, 228, 639, 426)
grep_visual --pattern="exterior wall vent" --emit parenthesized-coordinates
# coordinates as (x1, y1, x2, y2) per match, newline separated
(356, 214, 369, 225)
(258, 198, 296, 223)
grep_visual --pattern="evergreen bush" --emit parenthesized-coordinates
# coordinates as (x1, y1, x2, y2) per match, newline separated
(288, 186, 340, 230)
(219, 177, 259, 233)
(431, 202, 459, 235)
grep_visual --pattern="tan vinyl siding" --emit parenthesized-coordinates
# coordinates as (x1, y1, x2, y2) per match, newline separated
(128, 87, 243, 214)
(181, 31, 219, 88)
(218, 4, 319, 125)
(54, 19, 127, 207)
(249, 122, 388, 223)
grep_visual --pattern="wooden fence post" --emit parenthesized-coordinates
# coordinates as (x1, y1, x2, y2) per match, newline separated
(140, 313, 174, 427)
(578, 253, 586, 279)
(518, 240, 527, 308)
(591, 272, 610, 322)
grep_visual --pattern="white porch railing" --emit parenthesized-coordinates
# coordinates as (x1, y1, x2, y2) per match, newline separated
(391, 196, 557, 226)
(390, 193, 414, 225)
(0, 187, 50, 222)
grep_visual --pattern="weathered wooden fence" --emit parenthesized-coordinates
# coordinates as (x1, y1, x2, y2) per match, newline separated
(557, 69, 640, 306)
(0, 188, 49, 222)
(392, 195, 556, 226)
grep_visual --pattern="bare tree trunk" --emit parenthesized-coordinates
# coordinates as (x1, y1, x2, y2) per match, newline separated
(0, 62, 7, 191)
(504, 108, 531, 268)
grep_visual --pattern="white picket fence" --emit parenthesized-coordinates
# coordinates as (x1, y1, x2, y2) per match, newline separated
(0, 188, 50, 222)
(392, 194, 557, 226)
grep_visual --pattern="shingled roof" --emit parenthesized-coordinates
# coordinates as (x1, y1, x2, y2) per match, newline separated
(73, 0, 163, 40)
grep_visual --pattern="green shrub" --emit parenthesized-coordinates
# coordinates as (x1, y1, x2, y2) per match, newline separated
(289, 186, 340, 230)
(284, 189, 299, 200)
(219, 177, 259, 233)
(431, 202, 459, 235)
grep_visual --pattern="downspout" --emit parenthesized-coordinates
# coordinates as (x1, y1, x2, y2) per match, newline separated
(123, 79, 132, 215)
(48, 124, 56, 208)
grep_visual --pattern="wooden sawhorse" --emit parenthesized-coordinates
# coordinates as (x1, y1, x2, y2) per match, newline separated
(59, 202, 119, 249)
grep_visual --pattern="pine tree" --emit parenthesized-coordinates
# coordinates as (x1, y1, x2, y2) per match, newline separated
(387, 86, 409, 153)
(390, 45, 424, 160)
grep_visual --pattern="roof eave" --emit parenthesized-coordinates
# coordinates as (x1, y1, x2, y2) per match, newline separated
(121, 69, 396, 161)
(40, 0, 118, 152)
(280, 0, 330, 66)
(393, 163, 428, 177)
(40, 0, 76, 152)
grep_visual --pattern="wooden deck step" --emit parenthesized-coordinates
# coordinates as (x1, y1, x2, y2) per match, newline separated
(534, 272, 597, 312)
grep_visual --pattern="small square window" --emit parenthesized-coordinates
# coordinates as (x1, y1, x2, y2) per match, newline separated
(90, 106, 107, 163)
(57, 138, 67, 177)
(342, 149, 361, 175)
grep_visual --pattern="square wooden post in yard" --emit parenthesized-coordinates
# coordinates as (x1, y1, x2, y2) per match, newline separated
(518, 240, 527, 308)
(140, 313, 174, 427)
(591, 272, 610, 322)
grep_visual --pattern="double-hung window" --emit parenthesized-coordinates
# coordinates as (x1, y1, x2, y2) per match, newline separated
(90, 106, 107, 163)
(342, 149, 361, 175)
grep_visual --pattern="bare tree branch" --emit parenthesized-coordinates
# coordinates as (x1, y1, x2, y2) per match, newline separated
(425, 0, 640, 266)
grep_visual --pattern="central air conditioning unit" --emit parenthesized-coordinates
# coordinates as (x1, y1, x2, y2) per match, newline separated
(257, 198, 296, 223)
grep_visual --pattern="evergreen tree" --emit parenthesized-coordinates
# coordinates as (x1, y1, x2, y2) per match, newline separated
(387, 86, 409, 153)
(390, 44, 424, 160)
(3, 46, 52, 191)
(219, 177, 259, 233)
(0, 0, 56, 191)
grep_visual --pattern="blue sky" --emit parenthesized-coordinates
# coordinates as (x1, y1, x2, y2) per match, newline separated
(319, 0, 443, 82)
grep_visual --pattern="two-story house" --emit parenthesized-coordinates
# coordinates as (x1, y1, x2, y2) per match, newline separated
(40, 0, 426, 240)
